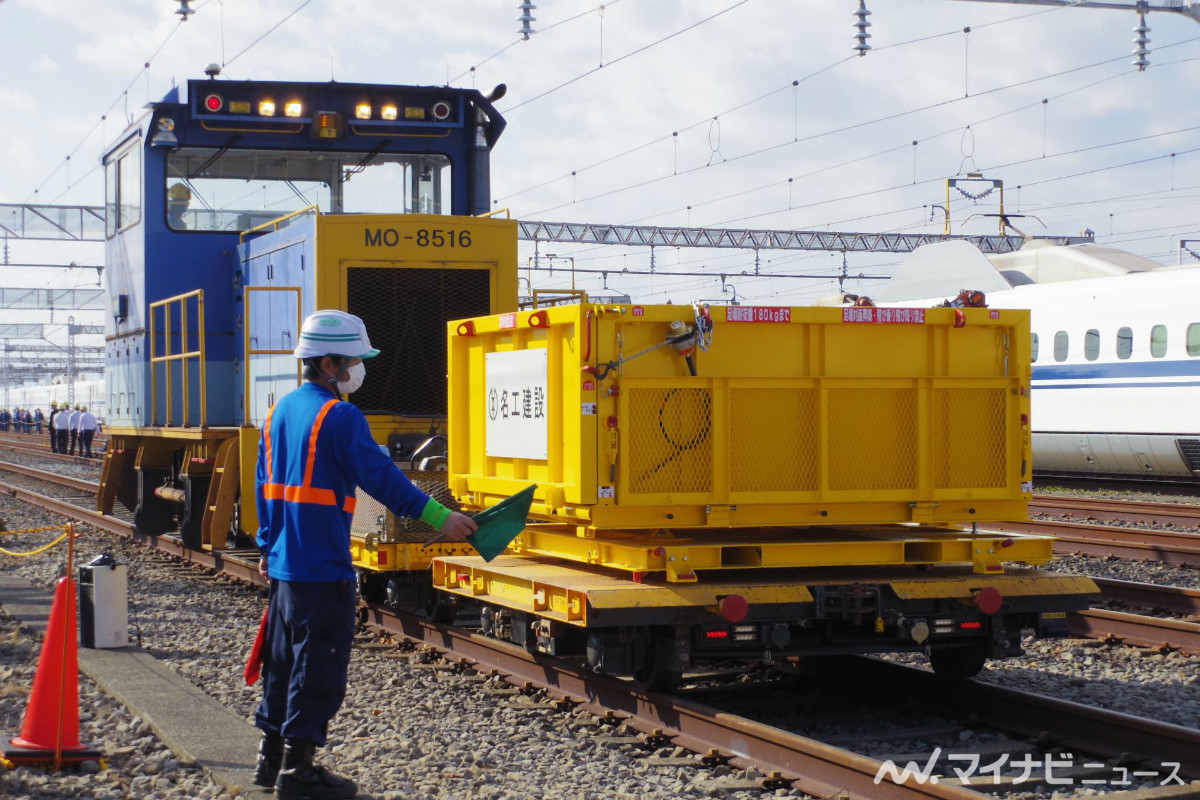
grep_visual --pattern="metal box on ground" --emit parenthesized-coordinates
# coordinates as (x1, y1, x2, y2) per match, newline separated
(78, 565, 129, 649)
(448, 303, 1032, 531)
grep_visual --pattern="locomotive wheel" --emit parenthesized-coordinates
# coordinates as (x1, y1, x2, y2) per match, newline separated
(930, 644, 987, 679)
(425, 590, 458, 624)
(631, 628, 681, 693)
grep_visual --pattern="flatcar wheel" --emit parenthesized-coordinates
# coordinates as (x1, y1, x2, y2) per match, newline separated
(929, 644, 987, 679)
(426, 591, 458, 624)
(631, 629, 681, 693)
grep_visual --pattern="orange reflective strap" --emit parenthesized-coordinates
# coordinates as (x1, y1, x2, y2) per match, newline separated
(303, 399, 339, 489)
(260, 398, 355, 514)
(262, 404, 276, 481)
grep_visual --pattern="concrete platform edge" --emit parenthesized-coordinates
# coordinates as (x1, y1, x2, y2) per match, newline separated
(0, 575, 271, 799)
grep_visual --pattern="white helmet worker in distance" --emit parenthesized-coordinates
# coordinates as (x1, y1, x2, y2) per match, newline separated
(254, 308, 476, 796)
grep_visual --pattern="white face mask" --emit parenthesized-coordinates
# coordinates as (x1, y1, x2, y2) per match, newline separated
(337, 362, 366, 395)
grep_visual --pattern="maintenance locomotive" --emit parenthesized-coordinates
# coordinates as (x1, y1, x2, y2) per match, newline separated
(97, 77, 1095, 690)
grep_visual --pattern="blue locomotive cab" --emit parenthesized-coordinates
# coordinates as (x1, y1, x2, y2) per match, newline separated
(98, 78, 516, 548)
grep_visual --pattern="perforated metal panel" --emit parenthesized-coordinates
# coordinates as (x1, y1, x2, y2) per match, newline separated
(935, 388, 1007, 489)
(627, 388, 713, 495)
(828, 387, 917, 491)
(730, 388, 818, 492)
(347, 267, 491, 416)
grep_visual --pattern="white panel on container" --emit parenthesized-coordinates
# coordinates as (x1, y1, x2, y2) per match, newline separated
(485, 349, 549, 459)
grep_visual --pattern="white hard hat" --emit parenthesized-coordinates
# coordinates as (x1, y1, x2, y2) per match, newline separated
(294, 309, 380, 360)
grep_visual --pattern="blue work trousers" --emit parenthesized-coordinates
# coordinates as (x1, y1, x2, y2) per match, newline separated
(255, 579, 357, 746)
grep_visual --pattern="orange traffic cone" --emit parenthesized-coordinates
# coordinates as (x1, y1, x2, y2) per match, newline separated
(4, 576, 101, 766)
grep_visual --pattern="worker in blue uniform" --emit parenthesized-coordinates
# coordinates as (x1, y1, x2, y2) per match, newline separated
(253, 309, 476, 800)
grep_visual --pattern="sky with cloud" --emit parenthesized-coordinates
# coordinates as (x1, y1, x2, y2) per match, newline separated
(1, 0, 1198, 313)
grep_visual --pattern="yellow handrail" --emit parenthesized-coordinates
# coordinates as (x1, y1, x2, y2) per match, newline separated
(239, 204, 320, 243)
(476, 207, 511, 219)
(149, 289, 207, 428)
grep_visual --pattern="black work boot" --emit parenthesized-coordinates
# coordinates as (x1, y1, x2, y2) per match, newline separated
(275, 739, 357, 800)
(253, 731, 284, 789)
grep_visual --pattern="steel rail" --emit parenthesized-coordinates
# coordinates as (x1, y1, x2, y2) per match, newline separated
(0, 459, 100, 493)
(1030, 496, 1200, 528)
(0, 464, 977, 798)
(366, 607, 986, 799)
(1094, 577, 1200, 616)
(0, 438, 107, 465)
(813, 657, 1200, 778)
(985, 520, 1200, 567)
(3, 461, 1195, 791)
(0, 477, 263, 585)
(1070, 608, 1200, 654)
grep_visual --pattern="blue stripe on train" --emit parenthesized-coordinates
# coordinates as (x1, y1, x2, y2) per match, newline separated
(1032, 360, 1200, 380)
(1033, 381, 1200, 389)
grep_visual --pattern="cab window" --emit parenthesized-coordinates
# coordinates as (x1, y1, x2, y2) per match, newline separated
(1031, 333, 1039, 363)
(1053, 331, 1069, 362)
(1187, 323, 1200, 357)
(1150, 324, 1168, 358)
(1084, 329, 1099, 361)
(105, 145, 142, 238)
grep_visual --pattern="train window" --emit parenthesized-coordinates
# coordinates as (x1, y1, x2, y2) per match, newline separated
(1188, 323, 1200, 357)
(165, 147, 452, 231)
(1031, 333, 1039, 362)
(1084, 329, 1099, 361)
(1053, 331, 1069, 362)
(105, 145, 142, 237)
(1150, 324, 1168, 358)
(1116, 327, 1132, 359)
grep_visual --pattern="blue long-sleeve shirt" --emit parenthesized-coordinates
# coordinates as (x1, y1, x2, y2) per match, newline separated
(255, 381, 431, 582)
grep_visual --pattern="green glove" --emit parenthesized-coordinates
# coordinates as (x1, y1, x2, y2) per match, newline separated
(419, 497, 453, 531)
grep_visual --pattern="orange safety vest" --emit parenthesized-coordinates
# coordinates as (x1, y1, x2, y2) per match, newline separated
(260, 399, 358, 514)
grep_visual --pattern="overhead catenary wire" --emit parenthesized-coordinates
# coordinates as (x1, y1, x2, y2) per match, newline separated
(496, 0, 1127, 205)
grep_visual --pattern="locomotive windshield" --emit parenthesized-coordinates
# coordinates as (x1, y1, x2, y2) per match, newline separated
(164, 147, 451, 231)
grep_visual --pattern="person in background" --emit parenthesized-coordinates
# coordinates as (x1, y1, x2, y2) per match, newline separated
(78, 405, 98, 459)
(48, 402, 59, 453)
(0, 408, 8, 432)
(33, 407, 43, 435)
(56, 406, 69, 454)
(66, 404, 81, 456)
(167, 182, 191, 229)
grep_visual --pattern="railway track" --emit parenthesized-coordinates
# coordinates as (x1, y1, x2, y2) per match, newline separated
(0, 435, 105, 465)
(2, 459, 1198, 795)
(1030, 495, 1200, 528)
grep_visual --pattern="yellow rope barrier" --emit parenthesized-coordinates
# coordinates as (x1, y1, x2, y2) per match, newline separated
(0, 525, 74, 557)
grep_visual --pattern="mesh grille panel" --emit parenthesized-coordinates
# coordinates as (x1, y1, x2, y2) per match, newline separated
(627, 388, 713, 494)
(730, 388, 818, 492)
(347, 267, 492, 415)
(350, 471, 459, 543)
(828, 388, 917, 490)
(935, 388, 1007, 489)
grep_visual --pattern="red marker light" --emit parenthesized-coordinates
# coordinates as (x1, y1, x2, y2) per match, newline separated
(205, 93, 223, 112)
(704, 629, 729, 640)
(958, 620, 983, 630)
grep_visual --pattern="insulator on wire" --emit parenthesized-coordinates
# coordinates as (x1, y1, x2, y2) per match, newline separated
(517, 2, 537, 40)
(175, 0, 195, 21)
(853, 0, 872, 57)
(1132, 8, 1150, 72)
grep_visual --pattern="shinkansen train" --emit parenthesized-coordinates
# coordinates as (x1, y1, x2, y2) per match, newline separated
(6, 380, 107, 421)
(872, 239, 1200, 481)
(93, 76, 1095, 688)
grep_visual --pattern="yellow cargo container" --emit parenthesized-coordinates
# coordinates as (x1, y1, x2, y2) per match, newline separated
(447, 302, 1032, 530)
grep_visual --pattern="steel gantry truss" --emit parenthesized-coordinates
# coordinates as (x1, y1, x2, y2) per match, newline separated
(0, 203, 1093, 254)
(0, 287, 105, 310)
(0, 203, 106, 242)
(517, 220, 1092, 254)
